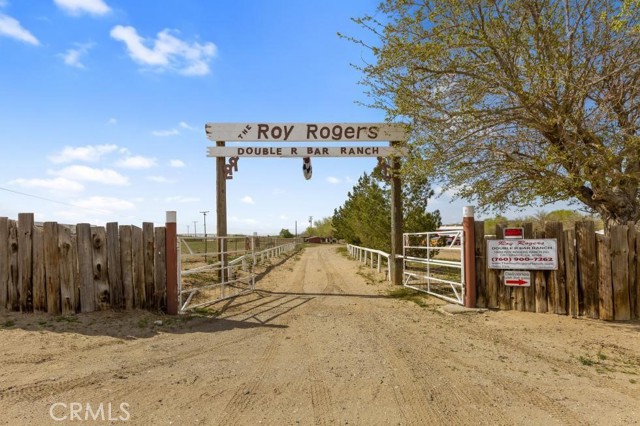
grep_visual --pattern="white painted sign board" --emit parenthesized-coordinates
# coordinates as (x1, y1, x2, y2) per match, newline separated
(487, 239, 558, 270)
(504, 270, 531, 287)
(206, 146, 406, 158)
(205, 123, 408, 142)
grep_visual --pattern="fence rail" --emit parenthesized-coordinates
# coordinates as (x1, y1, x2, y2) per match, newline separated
(347, 244, 391, 281)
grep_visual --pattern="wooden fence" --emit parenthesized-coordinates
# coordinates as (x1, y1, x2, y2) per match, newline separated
(0, 213, 169, 315)
(474, 221, 640, 321)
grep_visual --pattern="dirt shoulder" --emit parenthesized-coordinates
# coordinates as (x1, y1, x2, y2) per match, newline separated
(0, 244, 639, 425)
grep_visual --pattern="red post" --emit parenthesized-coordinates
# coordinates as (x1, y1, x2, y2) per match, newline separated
(165, 211, 178, 315)
(463, 206, 476, 308)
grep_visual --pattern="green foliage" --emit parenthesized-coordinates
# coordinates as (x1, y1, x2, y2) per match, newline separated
(279, 228, 294, 238)
(351, 0, 640, 231)
(306, 217, 335, 238)
(333, 168, 441, 252)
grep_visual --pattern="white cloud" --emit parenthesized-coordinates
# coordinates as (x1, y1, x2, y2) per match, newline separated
(115, 155, 157, 169)
(49, 144, 118, 163)
(110, 25, 217, 76)
(147, 175, 173, 183)
(0, 14, 39, 45)
(279, 215, 288, 220)
(151, 128, 179, 137)
(164, 195, 199, 203)
(107, 117, 117, 125)
(179, 121, 195, 130)
(326, 176, 341, 184)
(241, 196, 255, 204)
(9, 177, 84, 192)
(60, 42, 94, 69)
(169, 159, 185, 168)
(54, 0, 111, 16)
(73, 196, 134, 211)
(52, 165, 129, 185)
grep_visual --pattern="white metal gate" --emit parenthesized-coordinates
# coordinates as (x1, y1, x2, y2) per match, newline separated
(403, 230, 465, 305)
(178, 236, 302, 312)
(179, 236, 257, 312)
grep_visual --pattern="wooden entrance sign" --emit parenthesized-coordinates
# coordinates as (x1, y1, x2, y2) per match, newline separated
(205, 122, 409, 285)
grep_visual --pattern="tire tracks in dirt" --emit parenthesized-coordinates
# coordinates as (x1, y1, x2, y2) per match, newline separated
(214, 254, 310, 426)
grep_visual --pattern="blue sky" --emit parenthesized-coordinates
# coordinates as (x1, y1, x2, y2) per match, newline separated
(0, 0, 561, 235)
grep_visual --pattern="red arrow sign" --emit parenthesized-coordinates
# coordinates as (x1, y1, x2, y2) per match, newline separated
(505, 279, 528, 286)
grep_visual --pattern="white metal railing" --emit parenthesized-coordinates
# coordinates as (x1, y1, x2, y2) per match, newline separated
(403, 230, 465, 305)
(346, 244, 391, 281)
(179, 239, 300, 312)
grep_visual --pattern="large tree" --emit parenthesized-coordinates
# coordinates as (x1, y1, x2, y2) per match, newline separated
(352, 0, 640, 231)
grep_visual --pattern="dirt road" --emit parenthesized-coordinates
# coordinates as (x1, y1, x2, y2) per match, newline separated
(0, 244, 639, 425)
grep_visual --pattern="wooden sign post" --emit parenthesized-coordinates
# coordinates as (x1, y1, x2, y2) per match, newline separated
(206, 122, 409, 286)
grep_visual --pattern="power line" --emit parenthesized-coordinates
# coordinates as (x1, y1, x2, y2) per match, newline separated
(0, 185, 162, 224)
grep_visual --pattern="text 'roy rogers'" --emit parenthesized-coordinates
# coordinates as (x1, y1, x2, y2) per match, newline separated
(205, 123, 408, 142)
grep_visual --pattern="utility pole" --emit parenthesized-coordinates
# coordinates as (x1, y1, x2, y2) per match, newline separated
(201, 211, 209, 261)
(187, 225, 190, 236)
(193, 221, 198, 238)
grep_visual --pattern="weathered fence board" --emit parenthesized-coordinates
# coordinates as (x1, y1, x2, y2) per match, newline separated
(143, 223, 155, 310)
(18, 213, 34, 312)
(610, 225, 631, 320)
(628, 223, 637, 319)
(58, 225, 78, 315)
(485, 236, 499, 309)
(77, 223, 95, 313)
(92, 227, 109, 310)
(564, 229, 578, 318)
(106, 222, 123, 309)
(132, 225, 145, 309)
(533, 230, 548, 313)
(44, 222, 61, 315)
(576, 221, 598, 319)
(546, 222, 567, 315)
(154, 227, 167, 311)
(0, 218, 9, 311)
(637, 233, 640, 319)
(32, 226, 46, 312)
(9, 220, 19, 311)
(596, 234, 614, 321)
(120, 225, 134, 310)
(474, 221, 486, 308)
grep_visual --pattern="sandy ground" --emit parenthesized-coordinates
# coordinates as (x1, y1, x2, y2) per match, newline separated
(0, 244, 639, 426)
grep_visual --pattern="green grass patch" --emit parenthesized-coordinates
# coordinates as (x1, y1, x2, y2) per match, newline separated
(55, 315, 79, 323)
(578, 355, 595, 366)
(190, 306, 221, 317)
(1, 319, 15, 328)
(388, 287, 429, 307)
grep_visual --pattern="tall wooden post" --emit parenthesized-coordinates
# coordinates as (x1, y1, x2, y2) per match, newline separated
(216, 141, 228, 281)
(390, 141, 404, 286)
(463, 206, 476, 308)
(165, 211, 178, 315)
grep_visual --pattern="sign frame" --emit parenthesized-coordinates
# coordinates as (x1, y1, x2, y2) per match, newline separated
(487, 239, 558, 270)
